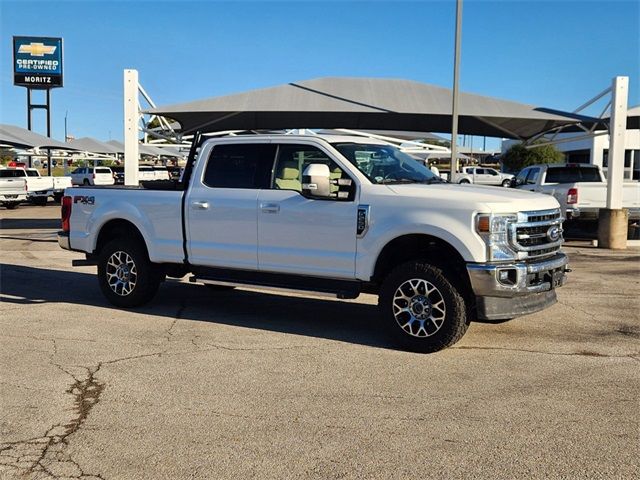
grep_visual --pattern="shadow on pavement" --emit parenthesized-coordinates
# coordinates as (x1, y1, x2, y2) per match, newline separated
(0, 218, 60, 230)
(0, 263, 387, 349)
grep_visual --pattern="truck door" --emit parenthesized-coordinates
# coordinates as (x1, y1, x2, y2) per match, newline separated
(257, 143, 358, 279)
(186, 143, 277, 270)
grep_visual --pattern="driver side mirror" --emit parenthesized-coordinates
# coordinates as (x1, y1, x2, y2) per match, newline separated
(302, 163, 331, 198)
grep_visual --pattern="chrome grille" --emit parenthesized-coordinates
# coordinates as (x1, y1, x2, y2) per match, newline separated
(510, 209, 563, 259)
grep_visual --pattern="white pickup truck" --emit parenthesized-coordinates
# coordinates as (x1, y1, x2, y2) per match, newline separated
(514, 163, 640, 221)
(461, 166, 514, 187)
(58, 135, 570, 353)
(0, 169, 28, 209)
(6, 168, 73, 204)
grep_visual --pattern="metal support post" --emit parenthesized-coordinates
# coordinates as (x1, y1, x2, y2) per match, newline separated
(598, 76, 628, 249)
(450, 0, 463, 174)
(46, 89, 52, 176)
(123, 69, 139, 186)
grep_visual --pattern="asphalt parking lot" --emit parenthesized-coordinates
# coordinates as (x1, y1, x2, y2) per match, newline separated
(1, 202, 638, 479)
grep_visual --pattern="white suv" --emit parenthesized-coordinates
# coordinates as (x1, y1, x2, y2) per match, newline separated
(70, 167, 115, 186)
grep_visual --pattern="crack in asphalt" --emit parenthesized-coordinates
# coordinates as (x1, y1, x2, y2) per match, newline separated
(452, 345, 640, 360)
(0, 295, 315, 478)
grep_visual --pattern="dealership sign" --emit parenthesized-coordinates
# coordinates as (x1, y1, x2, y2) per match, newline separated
(13, 36, 63, 88)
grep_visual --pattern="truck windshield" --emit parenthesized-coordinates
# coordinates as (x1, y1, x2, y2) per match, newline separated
(332, 143, 444, 184)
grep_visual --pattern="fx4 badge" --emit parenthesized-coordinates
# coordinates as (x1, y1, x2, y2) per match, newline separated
(73, 195, 95, 205)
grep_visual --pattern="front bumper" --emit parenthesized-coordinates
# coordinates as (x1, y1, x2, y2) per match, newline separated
(467, 253, 569, 320)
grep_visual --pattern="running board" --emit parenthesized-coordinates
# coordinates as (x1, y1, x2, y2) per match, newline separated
(189, 267, 361, 299)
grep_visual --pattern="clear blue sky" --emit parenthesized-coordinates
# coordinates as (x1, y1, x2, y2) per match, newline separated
(1, 0, 638, 149)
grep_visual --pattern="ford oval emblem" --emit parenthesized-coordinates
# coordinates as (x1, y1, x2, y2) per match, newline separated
(547, 226, 561, 242)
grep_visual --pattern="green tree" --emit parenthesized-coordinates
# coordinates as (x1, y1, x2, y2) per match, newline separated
(502, 141, 564, 172)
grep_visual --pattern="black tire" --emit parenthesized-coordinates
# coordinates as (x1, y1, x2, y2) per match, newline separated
(379, 260, 469, 353)
(204, 284, 236, 292)
(32, 197, 47, 206)
(459, 179, 470, 184)
(5, 203, 19, 210)
(501, 179, 511, 187)
(53, 193, 63, 203)
(97, 237, 162, 307)
(83, 179, 90, 185)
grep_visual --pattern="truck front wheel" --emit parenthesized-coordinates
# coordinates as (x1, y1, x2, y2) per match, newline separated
(379, 260, 469, 353)
(98, 238, 162, 307)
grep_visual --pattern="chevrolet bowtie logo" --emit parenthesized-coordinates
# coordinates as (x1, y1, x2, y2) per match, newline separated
(18, 42, 57, 56)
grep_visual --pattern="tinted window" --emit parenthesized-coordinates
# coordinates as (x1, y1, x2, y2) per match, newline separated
(515, 168, 529, 185)
(203, 143, 277, 189)
(0, 170, 24, 178)
(545, 166, 601, 183)
(26, 170, 39, 177)
(526, 168, 540, 184)
(95, 168, 111, 174)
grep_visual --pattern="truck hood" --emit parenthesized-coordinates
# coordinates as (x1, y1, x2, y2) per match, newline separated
(386, 183, 560, 213)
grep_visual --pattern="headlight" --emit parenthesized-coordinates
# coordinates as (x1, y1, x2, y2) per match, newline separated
(476, 213, 518, 261)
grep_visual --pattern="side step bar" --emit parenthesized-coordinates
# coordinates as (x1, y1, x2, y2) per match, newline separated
(190, 267, 361, 299)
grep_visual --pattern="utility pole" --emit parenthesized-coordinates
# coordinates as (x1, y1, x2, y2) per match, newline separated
(450, 0, 463, 174)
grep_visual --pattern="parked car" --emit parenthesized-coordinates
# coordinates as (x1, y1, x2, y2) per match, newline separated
(59, 134, 569, 353)
(152, 166, 171, 181)
(70, 167, 115, 186)
(461, 166, 514, 187)
(137, 165, 156, 181)
(0, 169, 28, 209)
(111, 166, 125, 185)
(513, 163, 640, 221)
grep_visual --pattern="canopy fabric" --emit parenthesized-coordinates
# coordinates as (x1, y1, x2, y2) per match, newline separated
(0, 124, 81, 150)
(106, 140, 183, 157)
(147, 77, 603, 140)
(70, 137, 121, 155)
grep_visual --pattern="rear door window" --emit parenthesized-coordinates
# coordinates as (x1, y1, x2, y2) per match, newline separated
(545, 167, 600, 183)
(203, 143, 277, 189)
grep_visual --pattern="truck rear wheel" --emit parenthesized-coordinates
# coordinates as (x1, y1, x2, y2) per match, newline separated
(98, 238, 162, 307)
(379, 260, 469, 353)
(4, 203, 19, 210)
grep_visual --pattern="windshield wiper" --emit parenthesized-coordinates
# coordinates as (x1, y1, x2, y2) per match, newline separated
(379, 178, 420, 184)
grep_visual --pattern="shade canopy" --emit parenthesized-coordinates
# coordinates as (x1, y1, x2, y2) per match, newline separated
(106, 140, 183, 158)
(0, 124, 81, 150)
(70, 137, 121, 155)
(148, 77, 603, 140)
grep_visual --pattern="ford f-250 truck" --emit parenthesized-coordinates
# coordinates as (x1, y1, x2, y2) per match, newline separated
(58, 135, 569, 352)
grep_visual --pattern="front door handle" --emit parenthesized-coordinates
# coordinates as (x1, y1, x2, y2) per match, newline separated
(191, 200, 210, 210)
(260, 203, 280, 214)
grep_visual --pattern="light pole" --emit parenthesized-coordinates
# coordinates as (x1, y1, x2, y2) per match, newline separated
(450, 0, 463, 174)
(64, 110, 68, 141)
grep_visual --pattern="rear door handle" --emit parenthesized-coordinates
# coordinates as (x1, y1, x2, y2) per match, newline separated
(191, 200, 210, 210)
(260, 203, 280, 214)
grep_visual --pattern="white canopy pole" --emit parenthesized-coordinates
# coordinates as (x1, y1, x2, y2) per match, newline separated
(450, 0, 463, 173)
(606, 76, 628, 209)
(598, 76, 629, 249)
(124, 69, 139, 186)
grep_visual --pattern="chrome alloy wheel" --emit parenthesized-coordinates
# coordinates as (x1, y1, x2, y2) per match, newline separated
(105, 250, 138, 296)
(392, 278, 446, 338)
